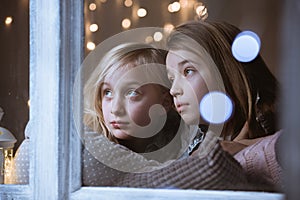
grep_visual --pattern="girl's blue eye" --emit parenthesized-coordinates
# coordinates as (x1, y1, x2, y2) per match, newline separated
(127, 90, 139, 97)
(103, 89, 112, 97)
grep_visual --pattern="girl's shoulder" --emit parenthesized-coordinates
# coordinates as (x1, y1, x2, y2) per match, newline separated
(234, 130, 283, 191)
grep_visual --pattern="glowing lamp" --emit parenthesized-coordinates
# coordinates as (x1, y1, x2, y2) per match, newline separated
(0, 128, 16, 184)
(0, 108, 17, 184)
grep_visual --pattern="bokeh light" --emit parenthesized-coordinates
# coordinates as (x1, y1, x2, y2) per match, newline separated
(171, 2, 181, 12)
(5, 17, 13, 25)
(121, 18, 131, 29)
(195, 5, 205, 15)
(168, 4, 174, 13)
(194, 2, 208, 20)
(86, 42, 96, 51)
(199, 92, 233, 124)
(168, 2, 181, 13)
(164, 23, 174, 33)
(89, 3, 97, 11)
(153, 32, 163, 42)
(124, 0, 133, 7)
(137, 8, 147, 17)
(145, 36, 153, 43)
(232, 30, 261, 62)
(89, 24, 99, 32)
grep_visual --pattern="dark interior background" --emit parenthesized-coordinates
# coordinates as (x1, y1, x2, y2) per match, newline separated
(0, 0, 29, 151)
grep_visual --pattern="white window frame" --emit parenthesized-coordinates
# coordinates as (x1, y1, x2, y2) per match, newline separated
(1, 0, 299, 199)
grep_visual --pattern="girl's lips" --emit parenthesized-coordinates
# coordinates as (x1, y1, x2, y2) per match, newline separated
(110, 121, 128, 129)
(176, 103, 189, 112)
(111, 123, 120, 129)
(176, 102, 188, 108)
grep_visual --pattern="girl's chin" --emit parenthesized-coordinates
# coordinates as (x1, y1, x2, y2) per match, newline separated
(111, 130, 133, 140)
(181, 114, 199, 125)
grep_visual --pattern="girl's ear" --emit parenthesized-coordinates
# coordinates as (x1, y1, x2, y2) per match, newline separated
(161, 92, 173, 112)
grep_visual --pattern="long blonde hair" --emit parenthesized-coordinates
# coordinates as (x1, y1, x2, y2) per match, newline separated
(83, 43, 171, 142)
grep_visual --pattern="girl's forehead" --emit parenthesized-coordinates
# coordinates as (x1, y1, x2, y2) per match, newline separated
(104, 63, 133, 79)
(167, 50, 204, 71)
(104, 63, 170, 89)
(168, 49, 207, 62)
(103, 69, 164, 93)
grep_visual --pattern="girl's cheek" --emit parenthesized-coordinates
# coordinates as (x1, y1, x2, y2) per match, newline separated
(128, 95, 142, 102)
(102, 102, 110, 119)
(128, 104, 150, 126)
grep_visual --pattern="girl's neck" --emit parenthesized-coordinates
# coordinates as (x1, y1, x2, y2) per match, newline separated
(118, 137, 154, 153)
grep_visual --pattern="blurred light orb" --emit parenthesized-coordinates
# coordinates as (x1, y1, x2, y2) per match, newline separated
(124, 0, 133, 7)
(232, 30, 261, 62)
(89, 3, 97, 11)
(5, 17, 13, 25)
(171, 2, 181, 12)
(89, 24, 99, 32)
(121, 18, 131, 29)
(164, 23, 174, 33)
(168, 2, 181, 13)
(145, 36, 153, 43)
(194, 2, 205, 15)
(199, 91, 233, 124)
(87, 42, 96, 51)
(168, 4, 174, 13)
(194, 2, 208, 20)
(137, 8, 147, 17)
(195, 5, 205, 15)
(153, 32, 163, 42)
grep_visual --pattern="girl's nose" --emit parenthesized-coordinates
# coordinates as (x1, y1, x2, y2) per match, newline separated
(110, 96, 125, 116)
(170, 79, 183, 97)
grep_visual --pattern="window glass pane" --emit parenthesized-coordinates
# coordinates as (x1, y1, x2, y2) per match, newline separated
(0, 0, 29, 185)
(82, 0, 282, 192)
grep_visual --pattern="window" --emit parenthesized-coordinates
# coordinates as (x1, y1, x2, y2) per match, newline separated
(1, 0, 299, 199)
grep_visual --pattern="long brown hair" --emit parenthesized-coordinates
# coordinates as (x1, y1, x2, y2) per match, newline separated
(167, 20, 279, 139)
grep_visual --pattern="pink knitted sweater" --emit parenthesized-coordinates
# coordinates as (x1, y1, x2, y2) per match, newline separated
(234, 131, 283, 191)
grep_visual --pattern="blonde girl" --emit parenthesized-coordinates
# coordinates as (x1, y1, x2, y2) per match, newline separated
(84, 42, 181, 154)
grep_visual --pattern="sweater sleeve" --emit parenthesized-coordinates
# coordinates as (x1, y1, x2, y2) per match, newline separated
(115, 142, 250, 190)
(83, 130, 251, 190)
(234, 130, 283, 191)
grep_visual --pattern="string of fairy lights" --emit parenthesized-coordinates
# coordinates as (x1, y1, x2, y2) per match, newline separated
(2, 1, 207, 105)
(3, 1, 207, 53)
(85, 0, 208, 51)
